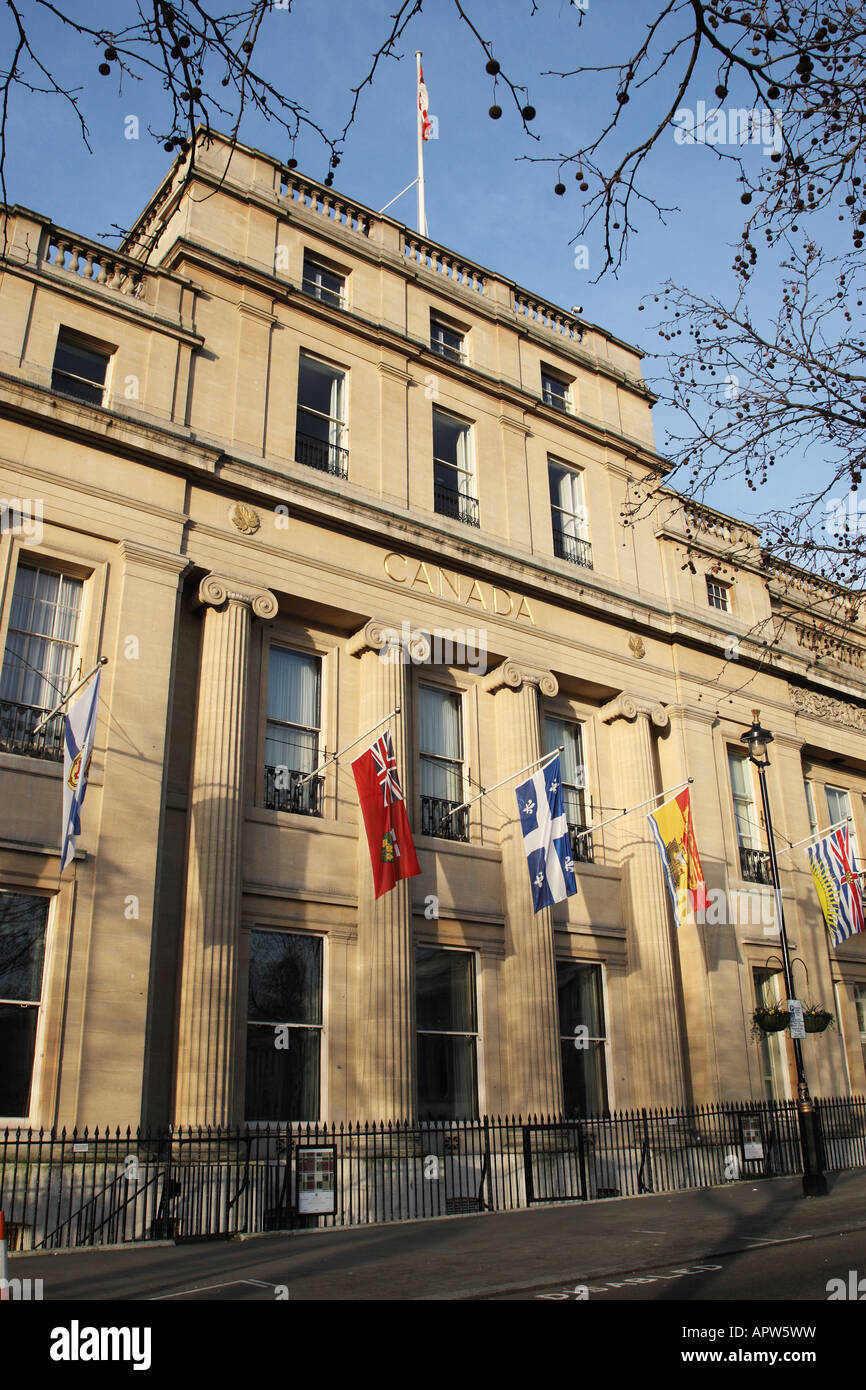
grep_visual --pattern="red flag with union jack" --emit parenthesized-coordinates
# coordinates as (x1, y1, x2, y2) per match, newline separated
(352, 728, 421, 897)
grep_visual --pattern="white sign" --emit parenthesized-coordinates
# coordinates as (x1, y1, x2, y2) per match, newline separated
(296, 1147, 337, 1214)
(741, 1115, 764, 1161)
(788, 998, 806, 1040)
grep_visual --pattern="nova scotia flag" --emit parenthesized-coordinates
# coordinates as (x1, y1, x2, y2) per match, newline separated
(515, 754, 579, 912)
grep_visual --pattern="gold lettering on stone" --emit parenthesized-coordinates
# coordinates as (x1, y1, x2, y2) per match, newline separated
(412, 561, 436, 593)
(382, 553, 536, 625)
(464, 578, 488, 610)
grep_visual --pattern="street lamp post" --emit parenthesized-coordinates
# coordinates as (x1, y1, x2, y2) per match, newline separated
(740, 709, 827, 1198)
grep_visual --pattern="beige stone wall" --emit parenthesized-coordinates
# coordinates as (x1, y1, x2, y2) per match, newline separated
(0, 134, 864, 1131)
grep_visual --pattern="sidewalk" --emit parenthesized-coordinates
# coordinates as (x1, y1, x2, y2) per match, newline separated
(9, 1168, 866, 1300)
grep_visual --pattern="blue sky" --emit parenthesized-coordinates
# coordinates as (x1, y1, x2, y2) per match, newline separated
(1, 0, 830, 527)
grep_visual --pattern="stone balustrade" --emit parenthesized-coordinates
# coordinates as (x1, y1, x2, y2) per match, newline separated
(45, 229, 147, 298)
(513, 291, 582, 343)
(796, 622, 866, 670)
(404, 235, 486, 294)
(280, 173, 371, 236)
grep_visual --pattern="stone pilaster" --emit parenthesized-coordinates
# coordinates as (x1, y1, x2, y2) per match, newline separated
(348, 619, 425, 1121)
(484, 659, 564, 1118)
(174, 573, 278, 1127)
(600, 692, 688, 1107)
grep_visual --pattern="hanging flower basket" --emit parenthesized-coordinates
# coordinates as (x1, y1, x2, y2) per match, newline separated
(803, 1006, 835, 1034)
(752, 1006, 790, 1034)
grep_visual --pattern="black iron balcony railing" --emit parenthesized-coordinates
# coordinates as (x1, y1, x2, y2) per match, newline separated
(264, 766, 324, 816)
(294, 431, 349, 479)
(739, 845, 774, 885)
(0, 700, 65, 761)
(421, 794, 469, 842)
(434, 482, 479, 528)
(553, 526, 593, 570)
(568, 824, 595, 865)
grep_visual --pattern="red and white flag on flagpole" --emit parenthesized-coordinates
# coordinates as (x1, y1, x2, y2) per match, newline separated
(418, 62, 433, 141)
(352, 729, 421, 898)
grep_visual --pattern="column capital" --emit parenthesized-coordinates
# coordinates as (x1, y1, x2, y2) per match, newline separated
(347, 618, 430, 662)
(483, 659, 558, 698)
(600, 692, 669, 730)
(196, 573, 278, 619)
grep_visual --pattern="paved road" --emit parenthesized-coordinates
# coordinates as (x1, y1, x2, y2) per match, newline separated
(7, 1169, 866, 1302)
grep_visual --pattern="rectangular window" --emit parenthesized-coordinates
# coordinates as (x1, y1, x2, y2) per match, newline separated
(430, 315, 465, 364)
(0, 893, 49, 1117)
(51, 331, 111, 407)
(545, 715, 592, 863)
(245, 931, 323, 1121)
(541, 368, 572, 414)
(826, 786, 856, 857)
(706, 578, 730, 611)
(302, 256, 345, 308)
(432, 409, 478, 528)
(804, 779, 819, 836)
(416, 947, 478, 1120)
(295, 352, 348, 478)
(549, 461, 592, 569)
(728, 750, 771, 884)
(854, 984, 866, 1077)
(419, 684, 467, 841)
(0, 565, 83, 761)
(557, 961, 608, 1117)
(264, 647, 323, 815)
(753, 967, 788, 1101)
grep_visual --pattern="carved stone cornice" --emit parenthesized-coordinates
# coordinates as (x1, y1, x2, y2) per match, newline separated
(347, 618, 430, 662)
(600, 692, 669, 730)
(788, 683, 866, 733)
(196, 573, 278, 619)
(482, 660, 558, 697)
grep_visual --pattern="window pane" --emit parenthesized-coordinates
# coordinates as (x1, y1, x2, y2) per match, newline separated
(419, 686, 462, 760)
(52, 339, 108, 388)
(267, 648, 320, 727)
(247, 931, 322, 1025)
(0, 1004, 41, 1115)
(417, 1032, 478, 1120)
(297, 356, 343, 419)
(245, 1024, 320, 1121)
(0, 566, 82, 709)
(432, 412, 465, 467)
(560, 1038, 607, 1117)
(557, 961, 604, 1038)
(826, 786, 851, 826)
(416, 947, 476, 1032)
(0, 894, 48, 1002)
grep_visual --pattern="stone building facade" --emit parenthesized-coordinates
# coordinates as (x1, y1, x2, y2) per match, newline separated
(1, 130, 865, 1131)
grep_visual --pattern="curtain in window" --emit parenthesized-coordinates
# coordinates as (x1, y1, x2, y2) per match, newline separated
(545, 716, 586, 824)
(728, 752, 759, 849)
(0, 568, 82, 709)
(265, 648, 320, 773)
(548, 464, 586, 538)
(419, 686, 462, 801)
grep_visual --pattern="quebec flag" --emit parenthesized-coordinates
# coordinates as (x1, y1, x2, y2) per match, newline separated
(515, 754, 579, 913)
(60, 671, 101, 873)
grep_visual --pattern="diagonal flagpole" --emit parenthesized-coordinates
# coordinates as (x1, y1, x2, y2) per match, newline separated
(444, 746, 564, 821)
(772, 815, 852, 857)
(32, 656, 108, 734)
(569, 777, 694, 845)
(295, 706, 401, 788)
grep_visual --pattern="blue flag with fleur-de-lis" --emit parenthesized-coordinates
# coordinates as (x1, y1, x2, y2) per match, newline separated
(515, 754, 579, 912)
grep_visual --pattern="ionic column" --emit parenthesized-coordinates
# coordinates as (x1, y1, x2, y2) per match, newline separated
(484, 660, 563, 1118)
(348, 619, 428, 1121)
(600, 693, 687, 1107)
(174, 573, 278, 1127)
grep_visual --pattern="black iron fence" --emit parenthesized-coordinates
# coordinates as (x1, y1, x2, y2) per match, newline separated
(0, 699, 65, 761)
(2, 1096, 863, 1251)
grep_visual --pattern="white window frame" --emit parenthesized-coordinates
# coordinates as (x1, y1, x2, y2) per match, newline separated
(0, 563, 84, 714)
(556, 958, 612, 1116)
(706, 577, 731, 612)
(301, 255, 346, 308)
(51, 329, 113, 407)
(430, 314, 466, 364)
(541, 367, 573, 414)
(0, 891, 52, 1124)
(415, 944, 480, 1121)
(295, 351, 347, 470)
(244, 927, 326, 1124)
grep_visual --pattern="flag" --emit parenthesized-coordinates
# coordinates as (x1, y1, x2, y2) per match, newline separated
(352, 728, 421, 898)
(515, 754, 578, 913)
(806, 823, 864, 947)
(60, 670, 101, 872)
(418, 63, 433, 141)
(647, 787, 707, 924)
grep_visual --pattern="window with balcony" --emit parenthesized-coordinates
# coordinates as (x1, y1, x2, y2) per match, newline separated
(545, 715, 592, 863)
(0, 564, 83, 761)
(706, 577, 730, 612)
(557, 961, 608, 1117)
(430, 314, 465, 363)
(419, 684, 467, 841)
(244, 930, 323, 1121)
(295, 352, 348, 478)
(51, 330, 111, 407)
(549, 460, 592, 569)
(541, 367, 573, 414)
(416, 946, 479, 1120)
(728, 750, 771, 884)
(432, 409, 478, 527)
(826, 786, 856, 856)
(264, 647, 323, 816)
(0, 893, 49, 1117)
(301, 256, 345, 308)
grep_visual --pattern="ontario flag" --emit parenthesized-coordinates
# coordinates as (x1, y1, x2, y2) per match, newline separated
(352, 728, 421, 898)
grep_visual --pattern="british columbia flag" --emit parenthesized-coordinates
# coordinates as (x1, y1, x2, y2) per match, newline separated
(806, 823, 865, 947)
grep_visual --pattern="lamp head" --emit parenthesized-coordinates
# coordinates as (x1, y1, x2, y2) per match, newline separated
(740, 707, 774, 765)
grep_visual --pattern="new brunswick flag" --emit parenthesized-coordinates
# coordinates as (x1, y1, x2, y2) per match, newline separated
(806, 823, 864, 947)
(647, 787, 707, 925)
(352, 729, 421, 898)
